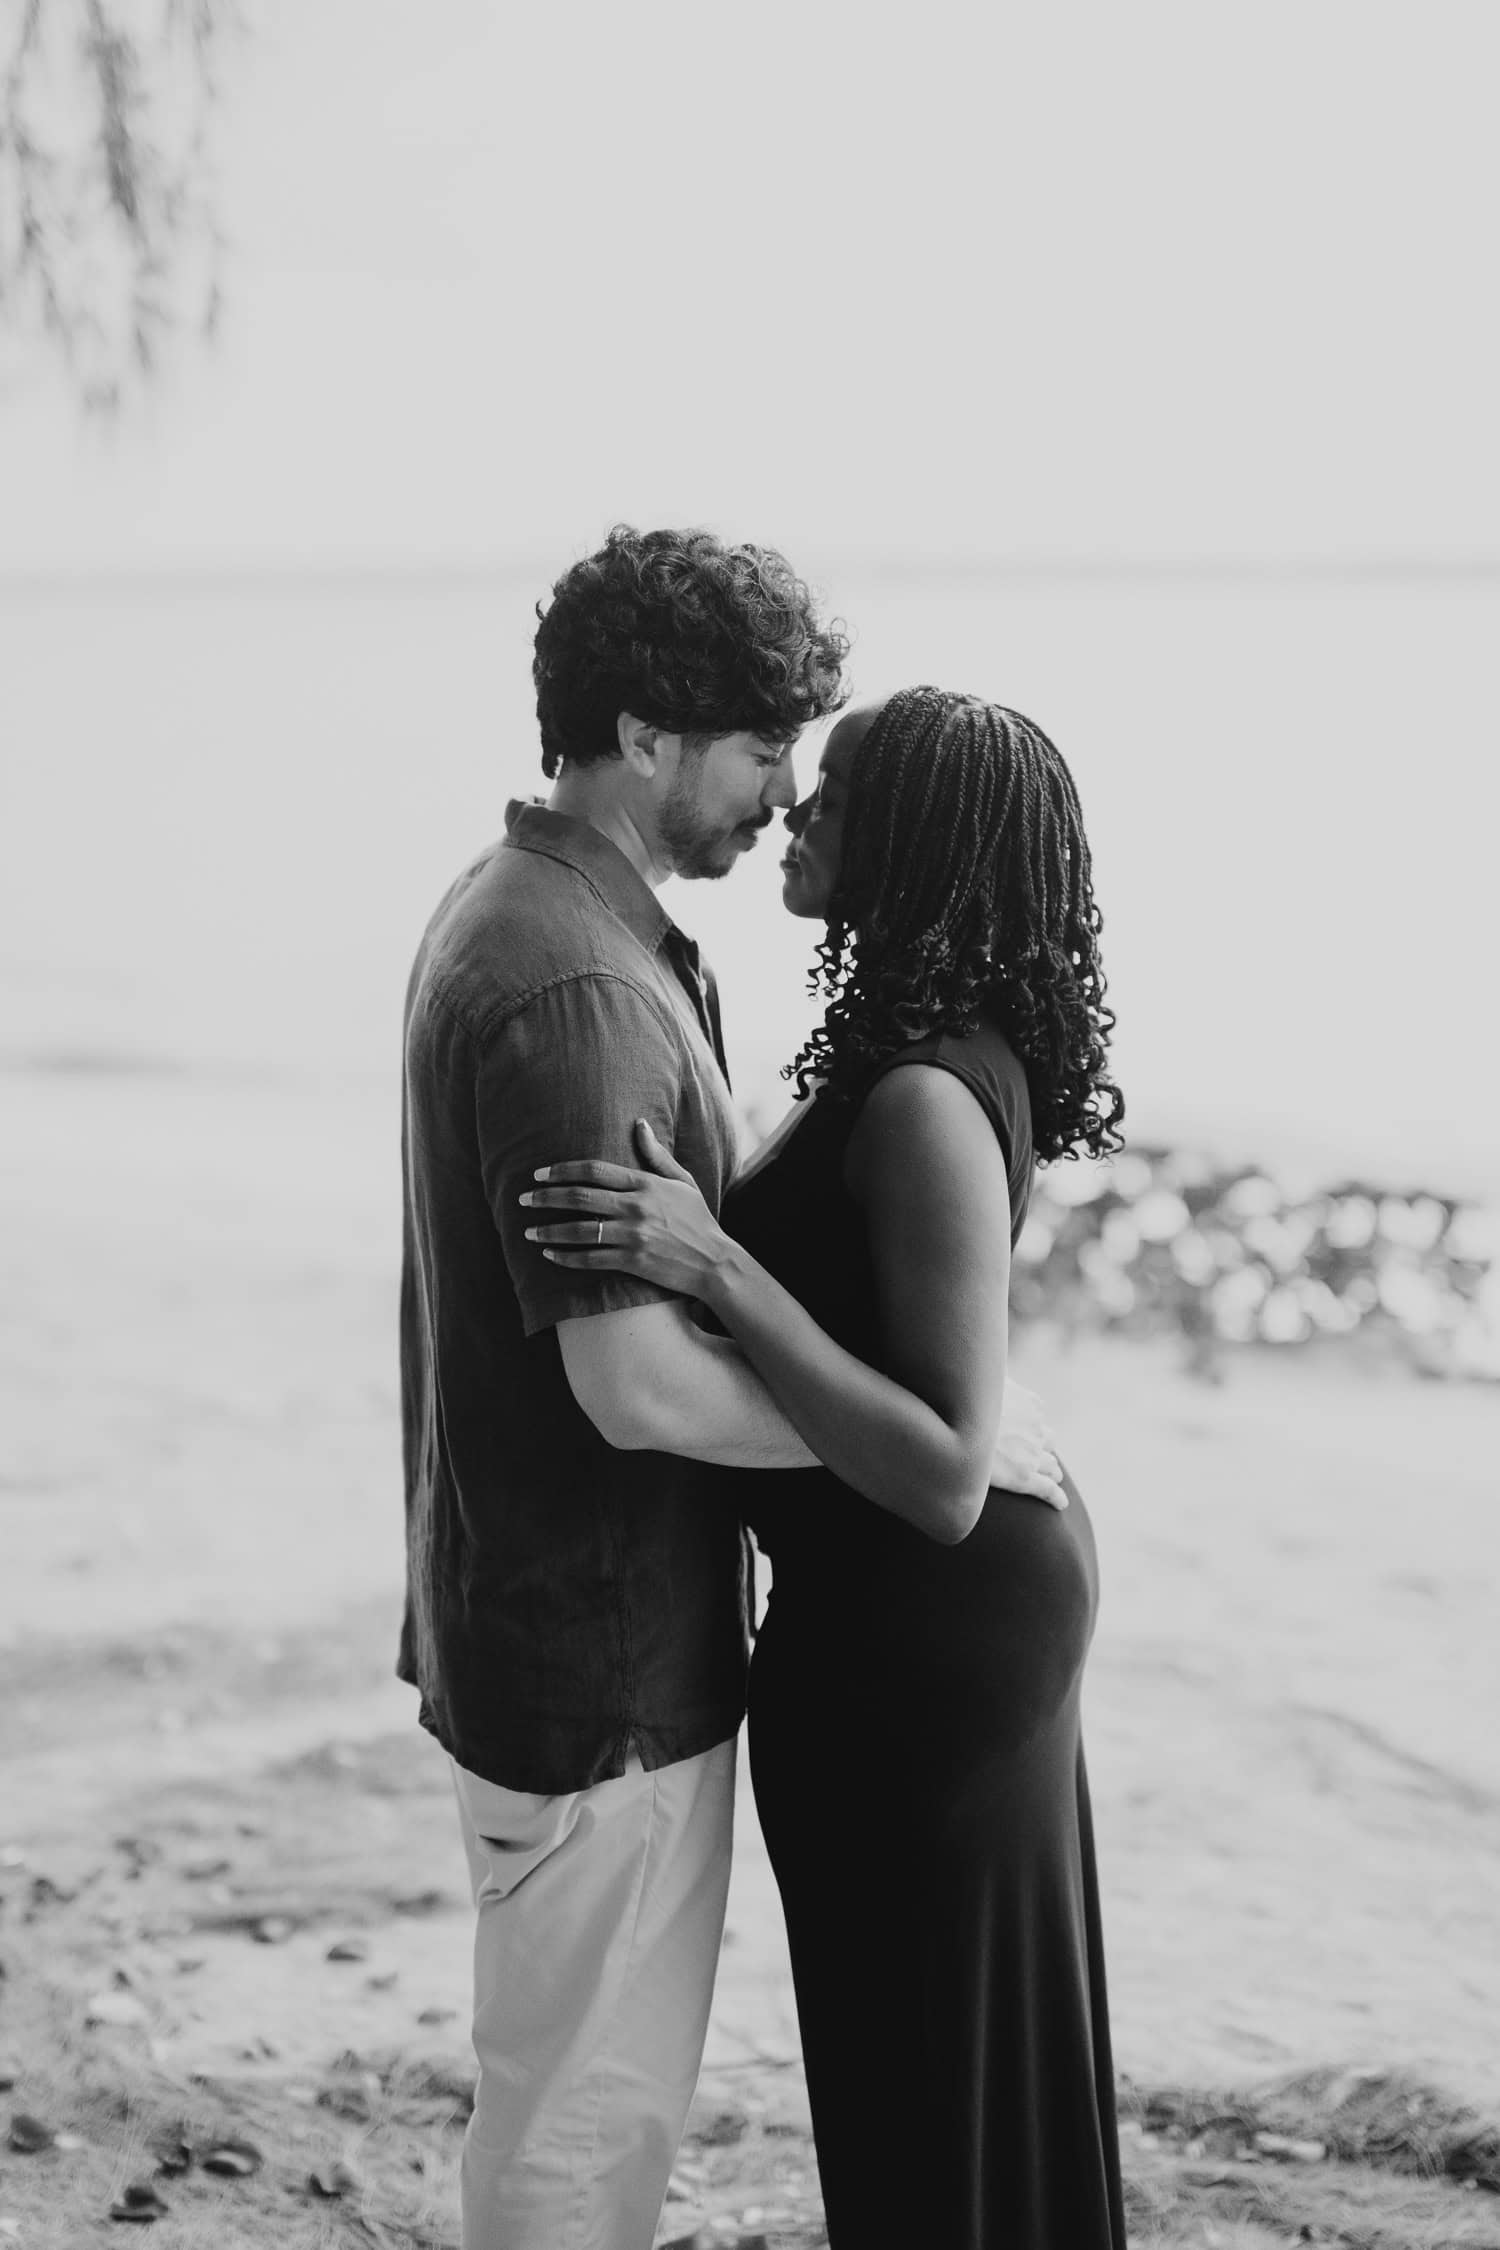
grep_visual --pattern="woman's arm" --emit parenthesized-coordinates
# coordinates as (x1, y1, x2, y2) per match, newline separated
(527, 1066, 1020, 1544)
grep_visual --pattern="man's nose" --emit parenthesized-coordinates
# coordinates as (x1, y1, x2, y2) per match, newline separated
(762, 756, 799, 813)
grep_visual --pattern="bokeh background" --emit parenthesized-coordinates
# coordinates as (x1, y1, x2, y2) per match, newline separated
(3, 5, 1499, 2245)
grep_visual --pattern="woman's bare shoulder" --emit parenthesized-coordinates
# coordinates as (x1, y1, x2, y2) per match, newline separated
(844, 1059, 1009, 1206)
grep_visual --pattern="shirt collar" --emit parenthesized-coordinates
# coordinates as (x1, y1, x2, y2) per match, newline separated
(502, 798, 675, 956)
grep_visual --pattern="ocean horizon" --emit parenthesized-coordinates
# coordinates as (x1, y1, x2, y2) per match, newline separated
(6, 562, 1496, 1200)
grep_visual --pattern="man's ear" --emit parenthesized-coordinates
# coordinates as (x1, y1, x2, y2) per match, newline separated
(616, 712, 662, 774)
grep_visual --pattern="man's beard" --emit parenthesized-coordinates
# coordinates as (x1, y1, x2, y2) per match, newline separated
(660, 767, 767, 881)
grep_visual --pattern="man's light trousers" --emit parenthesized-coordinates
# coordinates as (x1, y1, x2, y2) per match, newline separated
(450, 1738, 737, 2250)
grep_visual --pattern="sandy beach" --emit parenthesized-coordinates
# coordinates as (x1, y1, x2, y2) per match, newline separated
(4, 1065, 1499, 2245)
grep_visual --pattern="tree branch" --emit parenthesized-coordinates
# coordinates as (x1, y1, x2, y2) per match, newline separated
(0, 0, 241, 410)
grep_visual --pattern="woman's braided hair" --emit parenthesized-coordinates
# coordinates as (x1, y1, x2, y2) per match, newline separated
(785, 686, 1125, 1164)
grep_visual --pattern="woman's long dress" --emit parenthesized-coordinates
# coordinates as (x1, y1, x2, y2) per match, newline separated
(721, 1020, 1128, 2249)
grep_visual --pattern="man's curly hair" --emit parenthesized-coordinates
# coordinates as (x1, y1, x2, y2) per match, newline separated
(786, 687, 1126, 1165)
(533, 525, 849, 778)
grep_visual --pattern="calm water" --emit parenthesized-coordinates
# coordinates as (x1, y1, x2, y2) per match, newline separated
(4, 567, 1496, 1193)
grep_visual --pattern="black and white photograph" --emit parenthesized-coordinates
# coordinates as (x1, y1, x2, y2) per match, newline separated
(2, 5, 1498, 2246)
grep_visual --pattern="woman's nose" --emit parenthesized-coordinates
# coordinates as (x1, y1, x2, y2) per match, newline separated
(785, 794, 812, 838)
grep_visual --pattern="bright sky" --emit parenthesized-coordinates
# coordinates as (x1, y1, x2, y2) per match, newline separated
(3, 0, 1497, 571)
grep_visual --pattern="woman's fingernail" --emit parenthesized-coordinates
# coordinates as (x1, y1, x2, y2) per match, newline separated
(533, 1166, 551, 1182)
(524, 1228, 538, 1241)
(637, 1119, 654, 1136)
(519, 1192, 534, 1206)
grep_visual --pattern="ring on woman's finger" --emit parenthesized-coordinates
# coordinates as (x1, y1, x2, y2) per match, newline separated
(596, 1220, 604, 1247)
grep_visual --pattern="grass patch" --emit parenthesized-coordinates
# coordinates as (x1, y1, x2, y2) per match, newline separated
(1122, 2070, 1500, 2249)
(1126, 2067, 1500, 2191)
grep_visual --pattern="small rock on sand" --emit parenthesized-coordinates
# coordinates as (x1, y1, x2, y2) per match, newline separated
(8, 2114, 55, 2153)
(201, 2139, 263, 2177)
(110, 2180, 170, 2223)
(307, 2159, 363, 2198)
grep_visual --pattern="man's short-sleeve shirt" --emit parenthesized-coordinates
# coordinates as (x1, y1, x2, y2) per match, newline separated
(397, 801, 749, 1792)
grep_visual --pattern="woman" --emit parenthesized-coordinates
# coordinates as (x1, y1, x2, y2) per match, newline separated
(526, 687, 1128, 2248)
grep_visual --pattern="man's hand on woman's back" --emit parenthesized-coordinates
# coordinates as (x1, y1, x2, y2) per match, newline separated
(991, 1378, 1067, 1509)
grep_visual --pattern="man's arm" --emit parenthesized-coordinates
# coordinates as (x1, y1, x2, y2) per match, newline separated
(473, 971, 811, 1464)
(558, 1298, 820, 1469)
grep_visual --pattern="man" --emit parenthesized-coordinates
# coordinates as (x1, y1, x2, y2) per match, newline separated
(399, 525, 1061, 2250)
(397, 525, 850, 2250)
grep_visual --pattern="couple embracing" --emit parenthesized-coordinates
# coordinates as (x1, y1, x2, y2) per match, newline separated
(397, 525, 1128, 2250)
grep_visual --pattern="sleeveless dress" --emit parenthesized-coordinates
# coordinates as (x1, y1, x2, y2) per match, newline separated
(719, 1019, 1127, 2249)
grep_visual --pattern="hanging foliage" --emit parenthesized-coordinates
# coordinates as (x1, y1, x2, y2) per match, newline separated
(0, 0, 240, 408)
